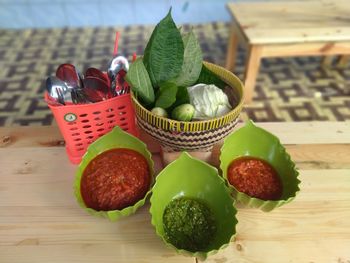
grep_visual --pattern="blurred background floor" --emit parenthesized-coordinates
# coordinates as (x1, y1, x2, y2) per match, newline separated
(0, 22, 349, 126)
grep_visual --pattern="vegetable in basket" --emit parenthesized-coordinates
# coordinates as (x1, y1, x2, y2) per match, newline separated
(188, 84, 232, 120)
(126, 8, 234, 122)
(171, 104, 195, 121)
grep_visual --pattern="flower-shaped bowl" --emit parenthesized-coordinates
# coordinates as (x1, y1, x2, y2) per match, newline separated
(74, 126, 154, 221)
(150, 152, 237, 260)
(220, 120, 300, 212)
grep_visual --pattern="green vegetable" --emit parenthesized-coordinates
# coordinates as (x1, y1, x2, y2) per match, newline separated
(196, 64, 226, 89)
(127, 9, 224, 115)
(126, 58, 155, 105)
(171, 104, 194, 121)
(143, 9, 184, 87)
(151, 107, 168, 118)
(188, 84, 231, 120)
(163, 197, 217, 252)
(173, 86, 190, 108)
(174, 30, 203, 87)
(155, 82, 178, 109)
(166, 86, 190, 116)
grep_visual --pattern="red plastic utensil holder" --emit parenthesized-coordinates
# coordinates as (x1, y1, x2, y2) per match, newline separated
(45, 93, 137, 164)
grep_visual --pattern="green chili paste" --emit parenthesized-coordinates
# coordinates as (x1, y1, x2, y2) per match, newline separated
(162, 197, 217, 251)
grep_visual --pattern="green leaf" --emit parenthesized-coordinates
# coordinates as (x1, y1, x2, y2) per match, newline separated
(175, 31, 203, 87)
(173, 86, 190, 107)
(155, 82, 178, 109)
(167, 86, 190, 113)
(143, 9, 184, 87)
(196, 64, 226, 89)
(126, 58, 155, 105)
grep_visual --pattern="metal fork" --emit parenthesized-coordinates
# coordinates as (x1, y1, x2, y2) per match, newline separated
(56, 87, 65, 105)
(71, 89, 87, 104)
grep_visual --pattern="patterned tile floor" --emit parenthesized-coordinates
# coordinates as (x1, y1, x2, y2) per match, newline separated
(0, 23, 349, 126)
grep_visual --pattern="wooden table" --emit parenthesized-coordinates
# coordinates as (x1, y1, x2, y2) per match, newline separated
(225, 0, 350, 103)
(1, 122, 350, 263)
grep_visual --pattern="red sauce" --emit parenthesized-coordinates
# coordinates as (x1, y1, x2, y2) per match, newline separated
(80, 148, 150, 211)
(227, 157, 282, 200)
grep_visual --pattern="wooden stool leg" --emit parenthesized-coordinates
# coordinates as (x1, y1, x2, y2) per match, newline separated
(244, 45, 262, 104)
(321, 56, 334, 67)
(225, 26, 239, 71)
(337, 55, 350, 68)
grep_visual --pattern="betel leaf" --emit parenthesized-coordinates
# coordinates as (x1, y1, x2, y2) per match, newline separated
(174, 30, 203, 87)
(196, 64, 226, 89)
(143, 9, 184, 87)
(173, 86, 190, 108)
(126, 58, 155, 105)
(155, 82, 178, 109)
(167, 86, 190, 113)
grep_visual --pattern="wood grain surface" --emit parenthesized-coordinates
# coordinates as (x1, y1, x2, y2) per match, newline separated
(0, 122, 350, 263)
(227, 0, 350, 44)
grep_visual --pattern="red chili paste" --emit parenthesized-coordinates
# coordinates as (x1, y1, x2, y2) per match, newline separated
(227, 157, 282, 200)
(80, 148, 150, 211)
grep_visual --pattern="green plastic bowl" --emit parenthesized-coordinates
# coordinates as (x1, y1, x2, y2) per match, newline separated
(150, 152, 237, 260)
(74, 126, 154, 221)
(220, 120, 300, 212)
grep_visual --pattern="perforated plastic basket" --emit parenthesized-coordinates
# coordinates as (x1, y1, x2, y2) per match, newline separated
(45, 93, 137, 164)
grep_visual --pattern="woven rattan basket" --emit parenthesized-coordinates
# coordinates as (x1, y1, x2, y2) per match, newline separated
(132, 61, 244, 152)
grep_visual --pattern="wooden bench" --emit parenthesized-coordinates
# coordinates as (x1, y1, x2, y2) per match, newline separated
(225, 0, 350, 103)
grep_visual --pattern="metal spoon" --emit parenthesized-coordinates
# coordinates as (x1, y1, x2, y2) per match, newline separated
(83, 76, 112, 102)
(107, 55, 129, 95)
(85, 67, 109, 86)
(114, 69, 130, 95)
(56, 63, 83, 89)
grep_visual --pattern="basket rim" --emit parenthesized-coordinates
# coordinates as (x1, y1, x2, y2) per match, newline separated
(44, 92, 131, 110)
(132, 61, 244, 127)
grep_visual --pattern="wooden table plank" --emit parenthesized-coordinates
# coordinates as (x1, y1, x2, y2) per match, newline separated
(0, 148, 191, 263)
(227, 0, 350, 44)
(0, 123, 349, 262)
(260, 41, 350, 57)
(1, 122, 349, 149)
(207, 239, 350, 263)
(0, 137, 349, 172)
(207, 169, 350, 263)
(0, 147, 348, 208)
(0, 244, 192, 263)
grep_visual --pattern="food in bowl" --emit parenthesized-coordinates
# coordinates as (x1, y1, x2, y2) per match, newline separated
(163, 197, 217, 252)
(227, 157, 283, 200)
(150, 152, 237, 259)
(220, 120, 300, 211)
(80, 148, 151, 211)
